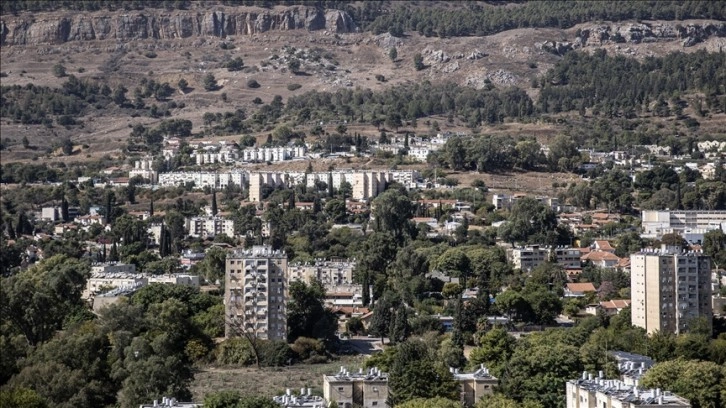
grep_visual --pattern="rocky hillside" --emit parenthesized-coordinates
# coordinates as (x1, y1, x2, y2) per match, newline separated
(0, 6, 357, 46)
(539, 20, 726, 55)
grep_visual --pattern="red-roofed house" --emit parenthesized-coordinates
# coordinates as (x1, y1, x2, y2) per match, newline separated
(586, 299, 631, 316)
(593, 240, 615, 253)
(564, 282, 597, 298)
(581, 251, 621, 268)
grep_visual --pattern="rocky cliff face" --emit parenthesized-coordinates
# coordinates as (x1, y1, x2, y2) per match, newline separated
(575, 21, 726, 48)
(0, 7, 358, 46)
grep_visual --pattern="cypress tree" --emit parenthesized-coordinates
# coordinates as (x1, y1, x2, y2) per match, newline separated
(211, 191, 218, 216)
(109, 241, 119, 262)
(390, 306, 410, 345)
(149, 199, 154, 216)
(61, 197, 69, 222)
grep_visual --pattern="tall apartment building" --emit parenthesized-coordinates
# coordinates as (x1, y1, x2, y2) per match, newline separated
(225, 246, 288, 340)
(630, 247, 712, 335)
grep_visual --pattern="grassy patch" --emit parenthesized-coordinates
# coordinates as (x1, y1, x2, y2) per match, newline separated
(190, 355, 366, 401)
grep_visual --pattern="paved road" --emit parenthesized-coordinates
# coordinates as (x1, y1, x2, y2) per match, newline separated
(344, 336, 385, 355)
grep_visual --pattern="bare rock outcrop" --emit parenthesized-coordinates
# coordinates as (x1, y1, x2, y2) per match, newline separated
(0, 6, 357, 46)
(574, 21, 725, 48)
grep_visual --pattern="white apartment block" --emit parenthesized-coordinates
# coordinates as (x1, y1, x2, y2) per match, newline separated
(567, 372, 690, 408)
(288, 260, 356, 288)
(148, 274, 200, 286)
(241, 146, 306, 162)
(129, 157, 158, 183)
(509, 246, 549, 272)
(641, 210, 726, 241)
(158, 171, 248, 190)
(185, 216, 235, 238)
(225, 246, 288, 340)
(509, 246, 582, 272)
(631, 247, 712, 335)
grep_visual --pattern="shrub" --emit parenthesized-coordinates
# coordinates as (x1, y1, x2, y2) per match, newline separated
(215, 338, 255, 366)
(145, 51, 157, 58)
(287, 83, 302, 91)
(291, 337, 326, 361)
(247, 79, 260, 89)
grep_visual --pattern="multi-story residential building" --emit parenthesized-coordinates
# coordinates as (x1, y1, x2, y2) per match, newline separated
(566, 372, 690, 408)
(452, 365, 498, 407)
(91, 262, 137, 274)
(225, 246, 288, 340)
(509, 246, 549, 272)
(241, 146, 306, 162)
(185, 216, 235, 238)
(288, 260, 356, 288)
(129, 157, 158, 183)
(86, 272, 147, 298)
(323, 367, 389, 408)
(554, 247, 583, 269)
(610, 351, 654, 386)
(641, 210, 726, 241)
(631, 247, 712, 335)
(273, 389, 326, 408)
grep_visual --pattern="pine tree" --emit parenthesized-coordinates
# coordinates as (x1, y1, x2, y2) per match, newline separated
(211, 191, 218, 216)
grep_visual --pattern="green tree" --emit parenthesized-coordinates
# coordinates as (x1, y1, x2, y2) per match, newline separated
(372, 185, 414, 243)
(52, 63, 67, 78)
(286, 279, 337, 343)
(225, 57, 244, 71)
(396, 397, 461, 408)
(476, 394, 543, 408)
(389, 47, 398, 62)
(177, 78, 188, 91)
(0, 255, 90, 345)
(0, 388, 48, 408)
(288, 58, 301, 74)
(369, 293, 395, 344)
(413, 53, 425, 70)
(388, 339, 459, 405)
(203, 73, 218, 91)
(640, 358, 724, 408)
(500, 339, 583, 407)
(390, 306, 410, 344)
(469, 328, 516, 375)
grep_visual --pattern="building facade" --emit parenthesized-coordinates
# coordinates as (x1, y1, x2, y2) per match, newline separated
(452, 365, 498, 407)
(323, 367, 389, 408)
(630, 247, 712, 335)
(225, 246, 288, 340)
(185, 216, 235, 238)
(567, 372, 690, 408)
(641, 210, 726, 241)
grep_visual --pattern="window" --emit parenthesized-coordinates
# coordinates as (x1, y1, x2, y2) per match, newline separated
(338, 387, 344, 392)
(372, 402, 378, 406)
